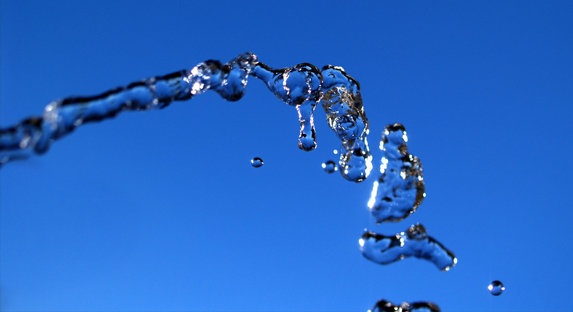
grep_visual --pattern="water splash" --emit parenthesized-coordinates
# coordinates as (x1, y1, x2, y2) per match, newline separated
(251, 62, 322, 152)
(359, 224, 457, 271)
(367, 123, 425, 223)
(322, 160, 337, 173)
(488, 280, 505, 296)
(320, 65, 371, 182)
(0, 52, 371, 182)
(369, 299, 441, 312)
(251, 157, 264, 168)
(252, 63, 372, 182)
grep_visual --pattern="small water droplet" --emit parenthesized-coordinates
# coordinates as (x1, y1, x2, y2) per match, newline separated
(333, 149, 339, 154)
(251, 157, 264, 168)
(488, 280, 505, 296)
(322, 160, 337, 173)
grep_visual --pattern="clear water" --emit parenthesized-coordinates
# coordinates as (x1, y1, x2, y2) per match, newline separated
(488, 280, 505, 296)
(251, 157, 264, 168)
(359, 223, 457, 272)
(0, 53, 454, 309)
(369, 299, 441, 312)
(367, 123, 425, 223)
(322, 160, 337, 173)
(0, 52, 372, 182)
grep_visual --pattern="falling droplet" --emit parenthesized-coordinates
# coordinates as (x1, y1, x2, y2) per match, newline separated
(322, 160, 337, 173)
(367, 123, 425, 223)
(488, 280, 505, 296)
(359, 223, 457, 271)
(251, 157, 263, 168)
(369, 299, 441, 312)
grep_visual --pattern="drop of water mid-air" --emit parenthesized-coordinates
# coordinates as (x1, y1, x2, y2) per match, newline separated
(322, 160, 337, 173)
(359, 223, 457, 271)
(321, 65, 371, 182)
(488, 281, 505, 296)
(369, 299, 441, 312)
(367, 123, 425, 223)
(251, 157, 263, 168)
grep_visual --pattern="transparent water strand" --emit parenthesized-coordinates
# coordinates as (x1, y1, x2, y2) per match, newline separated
(0, 52, 371, 182)
(359, 223, 457, 271)
(367, 123, 425, 223)
(0, 52, 257, 162)
(369, 299, 441, 312)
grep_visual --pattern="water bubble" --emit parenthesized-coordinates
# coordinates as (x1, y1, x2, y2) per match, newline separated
(251, 157, 263, 168)
(488, 280, 505, 296)
(322, 160, 337, 173)
(359, 224, 457, 271)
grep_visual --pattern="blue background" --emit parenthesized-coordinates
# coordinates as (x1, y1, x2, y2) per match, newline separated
(1, 1, 572, 311)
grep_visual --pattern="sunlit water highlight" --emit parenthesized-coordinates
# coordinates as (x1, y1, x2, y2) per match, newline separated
(0, 52, 371, 182)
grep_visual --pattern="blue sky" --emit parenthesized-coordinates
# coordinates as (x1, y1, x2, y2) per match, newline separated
(1, 1, 572, 311)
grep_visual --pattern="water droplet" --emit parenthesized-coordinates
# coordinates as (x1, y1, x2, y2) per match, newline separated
(321, 160, 337, 173)
(321, 65, 372, 182)
(368, 123, 425, 223)
(370, 299, 441, 312)
(488, 280, 505, 296)
(251, 157, 263, 168)
(359, 224, 457, 271)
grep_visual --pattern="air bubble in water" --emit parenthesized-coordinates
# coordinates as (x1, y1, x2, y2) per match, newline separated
(359, 223, 457, 271)
(369, 299, 441, 312)
(488, 280, 505, 296)
(367, 123, 425, 223)
(251, 157, 263, 168)
(322, 160, 337, 173)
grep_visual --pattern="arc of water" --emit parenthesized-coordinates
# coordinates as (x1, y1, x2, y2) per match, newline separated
(0, 52, 371, 182)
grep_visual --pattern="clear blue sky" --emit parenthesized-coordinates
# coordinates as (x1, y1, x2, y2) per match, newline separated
(1, 1, 572, 311)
